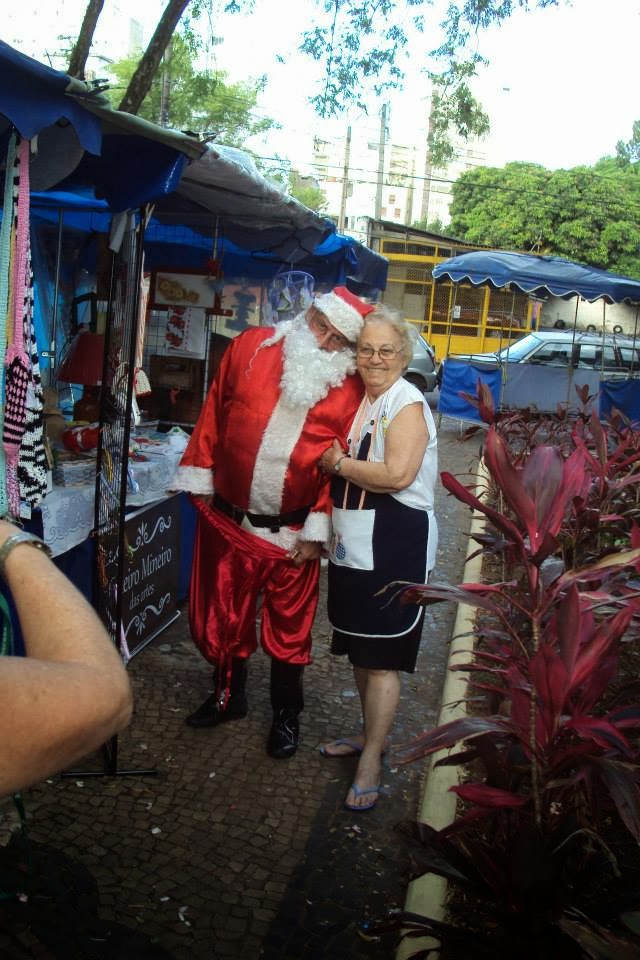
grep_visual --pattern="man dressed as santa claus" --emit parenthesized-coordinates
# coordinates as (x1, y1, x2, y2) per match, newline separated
(173, 286, 373, 758)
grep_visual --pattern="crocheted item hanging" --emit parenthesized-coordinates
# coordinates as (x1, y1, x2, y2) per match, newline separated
(0, 133, 18, 518)
(3, 353, 29, 452)
(134, 271, 151, 397)
(3, 138, 32, 515)
(18, 301, 48, 509)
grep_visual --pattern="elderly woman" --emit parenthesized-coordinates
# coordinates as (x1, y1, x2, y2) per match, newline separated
(319, 304, 438, 812)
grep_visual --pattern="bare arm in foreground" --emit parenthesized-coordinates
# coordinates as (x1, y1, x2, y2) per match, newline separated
(0, 520, 133, 797)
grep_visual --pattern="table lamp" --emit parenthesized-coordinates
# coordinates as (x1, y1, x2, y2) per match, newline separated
(57, 331, 105, 422)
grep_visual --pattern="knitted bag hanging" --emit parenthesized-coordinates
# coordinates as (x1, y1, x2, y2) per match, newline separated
(17, 270, 48, 509)
(0, 133, 18, 518)
(3, 138, 32, 516)
(134, 270, 151, 397)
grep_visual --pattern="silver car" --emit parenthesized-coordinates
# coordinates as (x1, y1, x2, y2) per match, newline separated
(440, 330, 640, 382)
(405, 336, 438, 393)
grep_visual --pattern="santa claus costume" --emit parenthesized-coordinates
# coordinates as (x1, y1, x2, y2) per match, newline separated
(173, 287, 373, 757)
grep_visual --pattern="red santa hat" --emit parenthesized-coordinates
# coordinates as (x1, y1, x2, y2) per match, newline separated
(313, 286, 375, 342)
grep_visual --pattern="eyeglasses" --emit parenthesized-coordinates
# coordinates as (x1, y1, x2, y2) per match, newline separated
(307, 308, 351, 351)
(356, 346, 400, 360)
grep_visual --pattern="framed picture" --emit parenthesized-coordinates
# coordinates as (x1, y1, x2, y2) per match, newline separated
(210, 282, 262, 337)
(163, 306, 208, 358)
(151, 270, 218, 310)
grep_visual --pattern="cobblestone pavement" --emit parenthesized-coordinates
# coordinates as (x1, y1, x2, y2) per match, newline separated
(0, 412, 481, 960)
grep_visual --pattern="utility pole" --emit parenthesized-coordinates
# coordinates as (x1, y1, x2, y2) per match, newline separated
(405, 150, 416, 226)
(420, 96, 436, 224)
(374, 102, 388, 220)
(338, 125, 352, 232)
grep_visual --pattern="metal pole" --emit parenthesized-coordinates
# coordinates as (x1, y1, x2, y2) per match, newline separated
(631, 306, 639, 378)
(565, 297, 580, 411)
(338, 125, 351, 233)
(499, 289, 516, 411)
(374, 103, 387, 220)
(46, 208, 64, 386)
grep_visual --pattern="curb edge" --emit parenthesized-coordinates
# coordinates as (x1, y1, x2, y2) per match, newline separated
(397, 461, 488, 959)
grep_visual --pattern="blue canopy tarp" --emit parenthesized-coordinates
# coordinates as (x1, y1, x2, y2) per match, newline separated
(438, 358, 501, 423)
(0, 40, 204, 193)
(433, 250, 640, 305)
(0, 39, 101, 153)
(29, 190, 387, 292)
(2, 37, 388, 378)
(0, 41, 350, 264)
(600, 379, 640, 425)
(0, 39, 387, 288)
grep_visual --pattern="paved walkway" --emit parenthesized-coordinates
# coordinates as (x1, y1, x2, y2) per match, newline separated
(0, 413, 480, 960)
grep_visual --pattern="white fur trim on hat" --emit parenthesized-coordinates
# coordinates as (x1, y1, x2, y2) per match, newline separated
(313, 290, 366, 342)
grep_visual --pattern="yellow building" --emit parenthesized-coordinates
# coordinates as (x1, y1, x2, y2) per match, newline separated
(367, 219, 537, 361)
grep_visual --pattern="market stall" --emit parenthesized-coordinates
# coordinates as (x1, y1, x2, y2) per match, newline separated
(0, 40, 388, 670)
(433, 250, 640, 422)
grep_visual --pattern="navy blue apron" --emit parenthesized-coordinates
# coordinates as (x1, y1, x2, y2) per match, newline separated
(327, 433, 429, 637)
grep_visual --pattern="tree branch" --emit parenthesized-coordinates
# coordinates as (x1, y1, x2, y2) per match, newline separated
(118, 0, 193, 115)
(67, 0, 105, 79)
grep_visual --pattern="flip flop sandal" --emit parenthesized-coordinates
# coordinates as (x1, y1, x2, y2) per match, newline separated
(344, 783, 381, 812)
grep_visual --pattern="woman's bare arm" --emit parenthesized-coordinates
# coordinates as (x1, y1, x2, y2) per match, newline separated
(0, 521, 133, 797)
(320, 403, 428, 494)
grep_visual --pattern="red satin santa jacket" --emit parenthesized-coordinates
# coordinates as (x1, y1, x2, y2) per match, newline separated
(175, 327, 363, 539)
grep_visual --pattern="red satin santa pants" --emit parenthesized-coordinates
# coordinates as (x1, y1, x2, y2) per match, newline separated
(189, 499, 319, 667)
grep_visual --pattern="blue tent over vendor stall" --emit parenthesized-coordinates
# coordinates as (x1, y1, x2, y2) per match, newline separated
(0, 34, 386, 269)
(432, 250, 640, 304)
(433, 250, 640, 422)
(0, 39, 389, 674)
(29, 188, 386, 293)
(0, 38, 388, 389)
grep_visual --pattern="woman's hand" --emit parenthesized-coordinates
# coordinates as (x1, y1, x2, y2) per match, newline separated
(319, 438, 345, 473)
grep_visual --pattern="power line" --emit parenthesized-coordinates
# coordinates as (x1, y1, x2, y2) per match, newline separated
(253, 153, 640, 223)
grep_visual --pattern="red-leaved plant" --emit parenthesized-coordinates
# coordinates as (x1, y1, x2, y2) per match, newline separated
(375, 416, 640, 958)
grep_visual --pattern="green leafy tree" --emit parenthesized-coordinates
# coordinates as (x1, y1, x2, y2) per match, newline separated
(411, 216, 446, 233)
(288, 178, 329, 214)
(425, 64, 490, 167)
(106, 33, 276, 145)
(299, 0, 558, 159)
(616, 119, 640, 168)
(70, 0, 561, 161)
(262, 163, 329, 214)
(449, 161, 640, 276)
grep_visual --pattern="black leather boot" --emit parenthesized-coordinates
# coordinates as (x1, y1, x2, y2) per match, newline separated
(185, 659, 248, 728)
(267, 660, 304, 758)
(266, 707, 299, 759)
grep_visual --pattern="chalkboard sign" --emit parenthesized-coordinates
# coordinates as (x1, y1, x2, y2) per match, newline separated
(122, 496, 180, 659)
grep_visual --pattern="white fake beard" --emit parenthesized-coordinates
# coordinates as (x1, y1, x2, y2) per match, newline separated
(264, 315, 356, 409)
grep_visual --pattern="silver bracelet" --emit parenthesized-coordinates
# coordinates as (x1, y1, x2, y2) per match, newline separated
(0, 531, 52, 578)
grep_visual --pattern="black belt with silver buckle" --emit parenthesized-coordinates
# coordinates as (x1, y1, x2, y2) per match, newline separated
(213, 494, 310, 532)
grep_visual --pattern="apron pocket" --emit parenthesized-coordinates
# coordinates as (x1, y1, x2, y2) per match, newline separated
(329, 507, 375, 570)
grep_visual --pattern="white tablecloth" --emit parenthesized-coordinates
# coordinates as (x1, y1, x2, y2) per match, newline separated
(40, 431, 189, 557)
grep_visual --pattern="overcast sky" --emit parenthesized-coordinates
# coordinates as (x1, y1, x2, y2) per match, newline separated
(5, 0, 639, 172)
